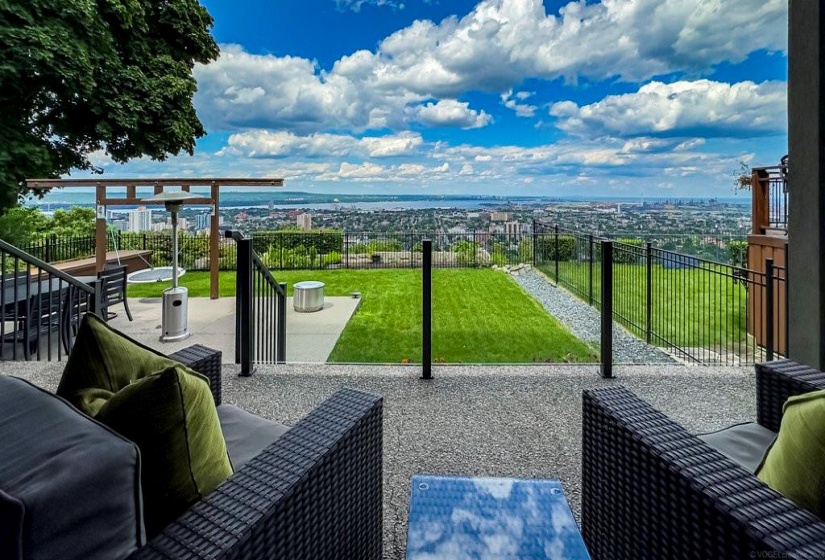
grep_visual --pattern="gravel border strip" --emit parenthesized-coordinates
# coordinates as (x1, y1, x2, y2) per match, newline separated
(511, 269, 677, 364)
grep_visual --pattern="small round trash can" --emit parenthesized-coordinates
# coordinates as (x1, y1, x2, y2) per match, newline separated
(294, 281, 325, 312)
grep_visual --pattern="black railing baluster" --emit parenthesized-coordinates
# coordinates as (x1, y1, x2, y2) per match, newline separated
(600, 241, 613, 378)
(422, 239, 432, 380)
(765, 258, 775, 361)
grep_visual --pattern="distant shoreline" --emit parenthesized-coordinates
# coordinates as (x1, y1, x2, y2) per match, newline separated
(24, 190, 750, 212)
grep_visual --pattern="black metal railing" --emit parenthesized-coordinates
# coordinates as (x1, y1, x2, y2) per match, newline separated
(535, 224, 787, 366)
(23, 234, 96, 263)
(753, 164, 789, 232)
(225, 231, 287, 375)
(1, 239, 103, 361)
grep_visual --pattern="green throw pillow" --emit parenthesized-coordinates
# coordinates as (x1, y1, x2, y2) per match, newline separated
(96, 366, 234, 537)
(57, 314, 180, 414)
(756, 389, 825, 518)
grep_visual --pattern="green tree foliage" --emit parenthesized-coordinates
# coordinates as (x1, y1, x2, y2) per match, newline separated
(0, 0, 219, 212)
(0, 206, 49, 245)
(47, 207, 96, 237)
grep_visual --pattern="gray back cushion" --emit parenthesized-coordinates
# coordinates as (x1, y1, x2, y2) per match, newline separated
(698, 421, 777, 473)
(0, 376, 144, 560)
(217, 404, 289, 470)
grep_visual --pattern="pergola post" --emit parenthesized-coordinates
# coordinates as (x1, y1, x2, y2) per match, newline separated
(210, 182, 220, 300)
(95, 183, 107, 273)
(788, 1, 825, 368)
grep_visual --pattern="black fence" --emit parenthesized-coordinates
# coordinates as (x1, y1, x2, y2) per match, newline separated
(225, 231, 287, 374)
(23, 235, 96, 264)
(1, 240, 102, 361)
(533, 223, 787, 366)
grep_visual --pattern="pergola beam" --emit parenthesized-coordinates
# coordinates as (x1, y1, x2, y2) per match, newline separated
(25, 177, 285, 300)
(26, 178, 284, 188)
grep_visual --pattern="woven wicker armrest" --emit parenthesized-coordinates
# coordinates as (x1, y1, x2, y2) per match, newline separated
(130, 387, 383, 560)
(756, 359, 825, 432)
(582, 385, 825, 560)
(168, 345, 222, 405)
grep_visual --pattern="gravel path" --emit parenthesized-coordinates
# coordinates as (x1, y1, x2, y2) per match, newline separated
(512, 269, 677, 364)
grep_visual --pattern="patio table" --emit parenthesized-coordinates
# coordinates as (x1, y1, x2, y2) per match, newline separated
(406, 475, 590, 560)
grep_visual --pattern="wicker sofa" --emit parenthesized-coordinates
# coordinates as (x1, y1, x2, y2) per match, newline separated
(2, 343, 383, 560)
(581, 359, 825, 560)
(128, 345, 384, 560)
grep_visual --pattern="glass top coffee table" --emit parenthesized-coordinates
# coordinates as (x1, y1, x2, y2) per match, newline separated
(406, 475, 590, 560)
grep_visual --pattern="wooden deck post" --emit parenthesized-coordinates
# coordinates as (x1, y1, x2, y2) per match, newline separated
(210, 182, 220, 300)
(95, 183, 107, 273)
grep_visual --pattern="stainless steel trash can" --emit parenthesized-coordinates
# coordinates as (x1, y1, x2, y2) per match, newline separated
(161, 287, 190, 341)
(293, 281, 325, 312)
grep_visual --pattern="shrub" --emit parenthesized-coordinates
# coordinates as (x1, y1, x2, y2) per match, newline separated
(535, 235, 576, 262)
(322, 251, 342, 266)
(366, 239, 402, 253)
(728, 240, 748, 268)
(251, 230, 343, 255)
(613, 238, 644, 264)
(518, 238, 533, 263)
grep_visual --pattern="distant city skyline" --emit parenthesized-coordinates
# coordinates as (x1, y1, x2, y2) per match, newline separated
(73, 0, 788, 199)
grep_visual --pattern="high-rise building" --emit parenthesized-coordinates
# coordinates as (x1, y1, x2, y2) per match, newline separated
(127, 206, 153, 232)
(297, 213, 312, 230)
(490, 212, 512, 222)
(195, 213, 211, 231)
(504, 221, 521, 237)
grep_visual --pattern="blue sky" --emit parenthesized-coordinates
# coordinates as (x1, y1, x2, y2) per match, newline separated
(87, 0, 788, 197)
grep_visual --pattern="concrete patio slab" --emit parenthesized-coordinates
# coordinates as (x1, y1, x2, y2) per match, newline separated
(106, 296, 360, 362)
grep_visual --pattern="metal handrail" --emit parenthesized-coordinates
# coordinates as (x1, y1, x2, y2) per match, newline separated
(252, 252, 287, 297)
(0, 239, 96, 294)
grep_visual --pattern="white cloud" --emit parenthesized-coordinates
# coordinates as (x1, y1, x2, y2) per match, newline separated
(414, 99, 491, 128)
(550, 80, 787, 138)
(221, 130, 424, 158)
(501, 89, 537, 117)
(193, 1, 786, 134)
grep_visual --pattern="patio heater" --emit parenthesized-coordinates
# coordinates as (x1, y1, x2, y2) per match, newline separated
(143, 191, 199, 342)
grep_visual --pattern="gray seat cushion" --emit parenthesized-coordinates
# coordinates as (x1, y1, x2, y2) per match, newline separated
(698, 422, 777, 473)
(217, 404, 289, 470)
(0, 375, 144, 560)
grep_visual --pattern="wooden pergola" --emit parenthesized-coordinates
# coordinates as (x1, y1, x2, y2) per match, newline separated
(25, 178, 285, 299)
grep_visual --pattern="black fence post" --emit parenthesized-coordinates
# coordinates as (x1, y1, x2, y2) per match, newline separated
(765, 258, 775, 362)
(232, 233, 255, 377)
(646, 242, 653, 344)
(532, 220, 538, 265)
(422, 239, 432, 380)
(554, 224, 560, 284)
(142, 233, 147, 251)
(600, 241, 613, 378)
(588, 234, 594, 305)
(45, 235, 55, 263)
(344, 231, 349, 269)
(277, 282, 287, 363)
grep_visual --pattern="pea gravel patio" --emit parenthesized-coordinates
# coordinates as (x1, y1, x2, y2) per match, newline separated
(5, 361, 754, 559)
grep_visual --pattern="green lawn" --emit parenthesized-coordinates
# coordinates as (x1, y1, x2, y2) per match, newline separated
(538, 262, 748, 349)
(129, 269, 596, 363)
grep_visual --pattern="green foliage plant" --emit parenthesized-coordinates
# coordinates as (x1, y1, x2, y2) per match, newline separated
(0, 0, 219, 213)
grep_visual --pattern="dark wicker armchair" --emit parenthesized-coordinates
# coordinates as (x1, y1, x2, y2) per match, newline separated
(130, 345, 384, 560)
(582, 360, 825, 560)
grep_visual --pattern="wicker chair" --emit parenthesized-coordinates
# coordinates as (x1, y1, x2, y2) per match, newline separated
(582, 359, 825, 560)
(131, 345, 384, 560)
